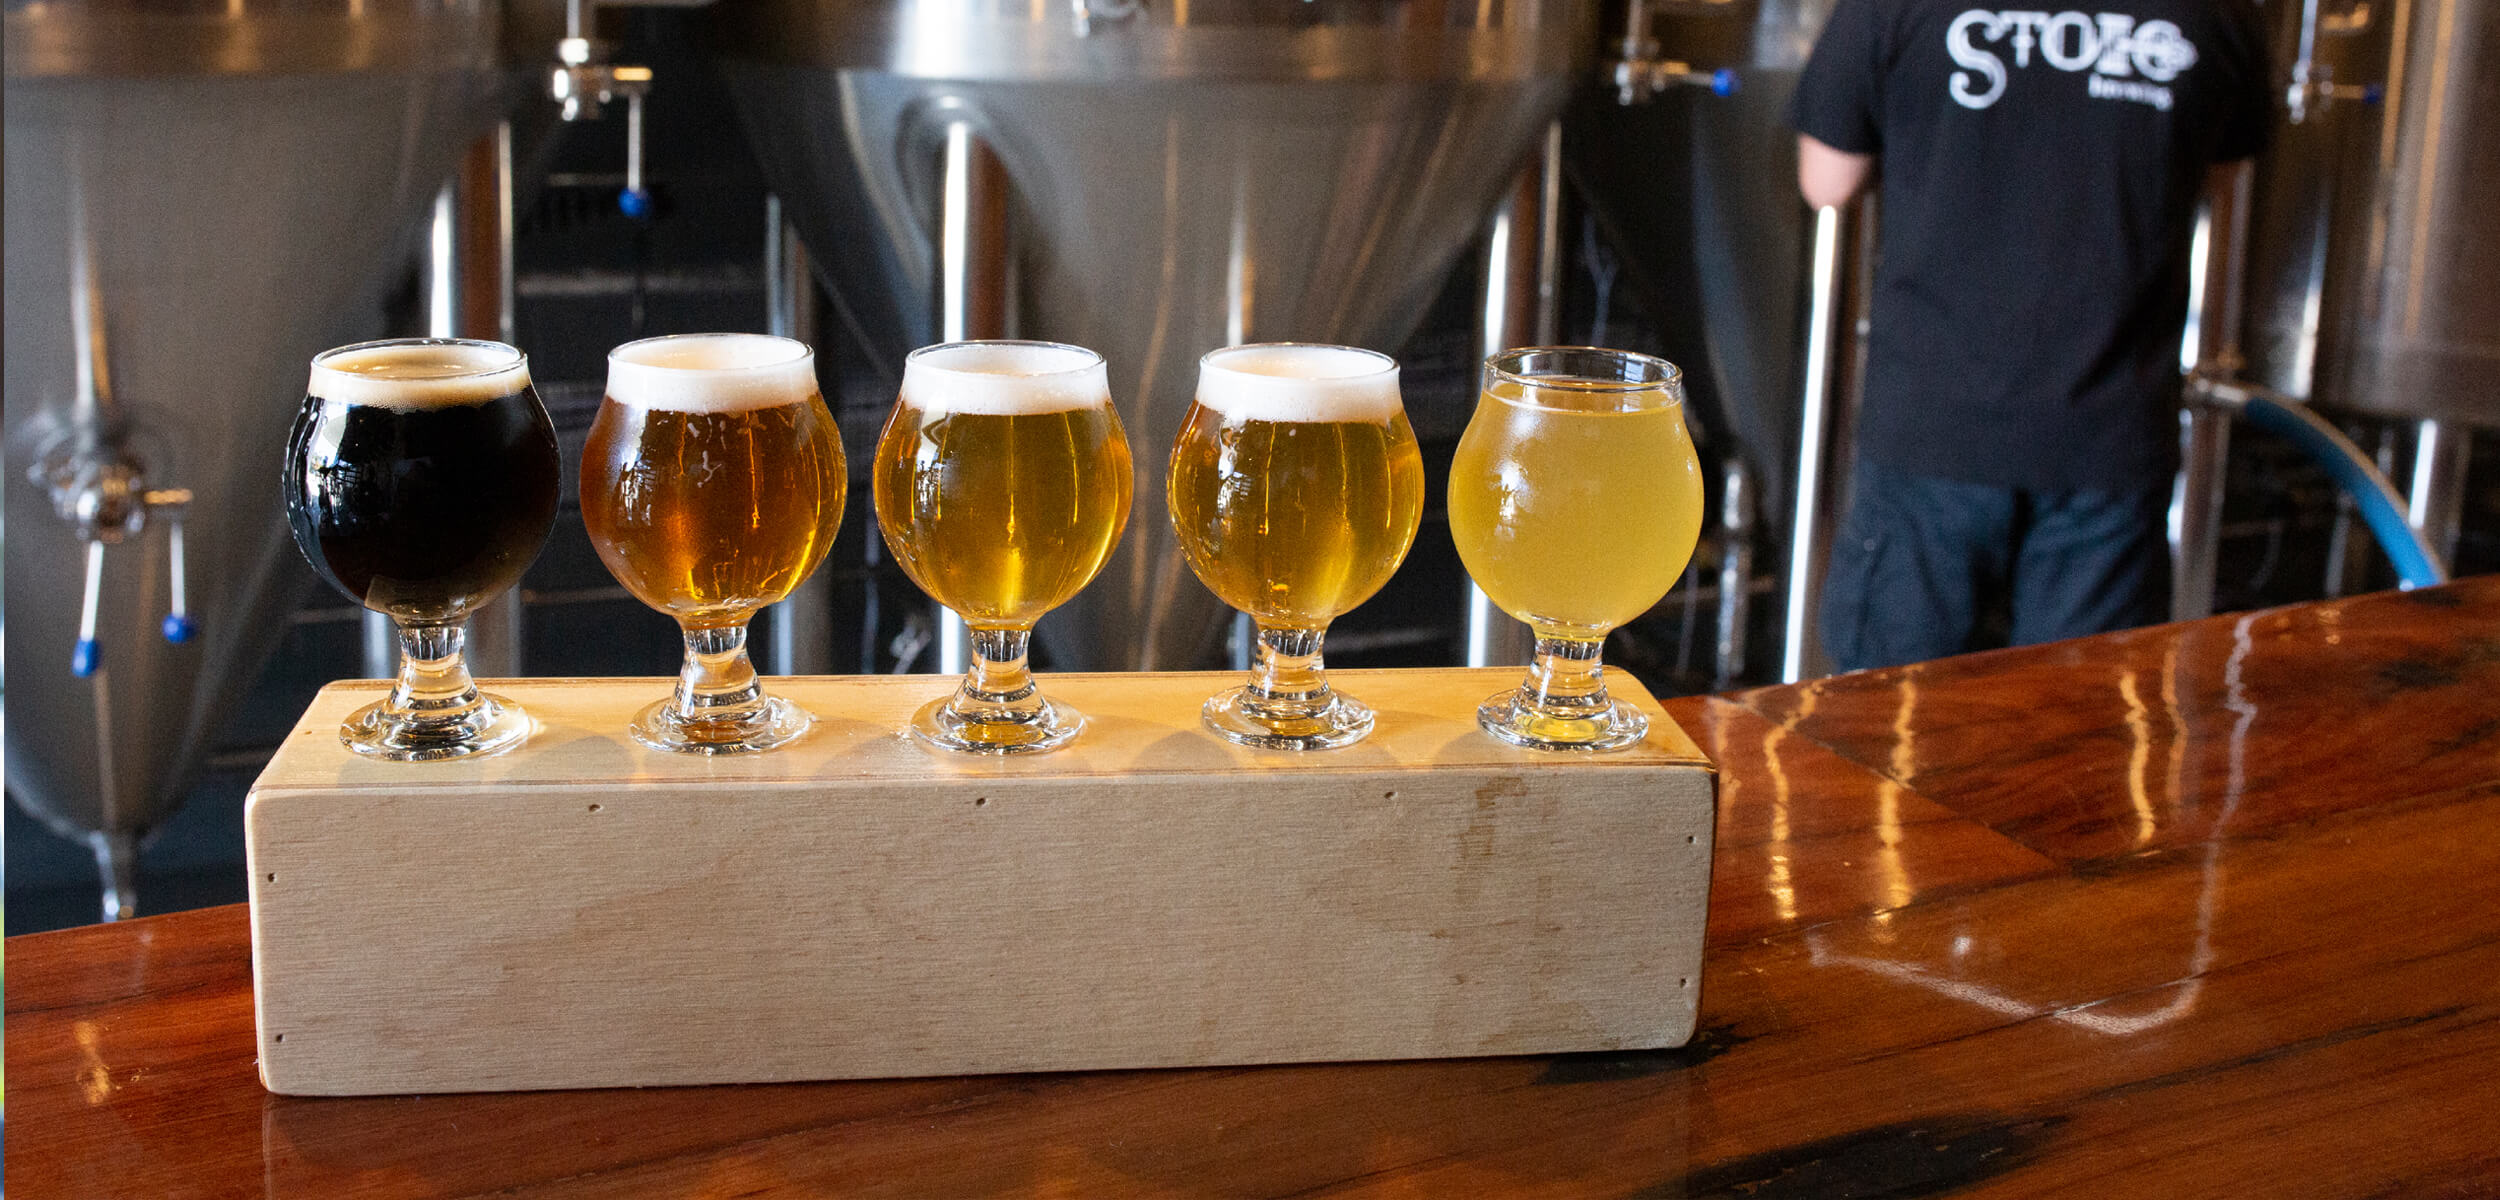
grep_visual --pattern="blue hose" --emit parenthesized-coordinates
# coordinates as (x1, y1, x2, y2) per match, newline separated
(2236, 392, 2447, 590)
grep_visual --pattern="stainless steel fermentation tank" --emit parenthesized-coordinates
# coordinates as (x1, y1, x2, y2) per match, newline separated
(2243, 0, 2498, 429)
(4, 0, 507, 918)
(707, 0, 1594, 671)
(2236, 0, 2498, 564)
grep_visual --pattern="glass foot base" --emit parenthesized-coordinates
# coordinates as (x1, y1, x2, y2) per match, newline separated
(341, 693, 532, 762)
(1476, 690, 1649, 752)
(1202, 687, 1375, 751)
(629, 695, 812, 755)
(910, 695, 1084, 755)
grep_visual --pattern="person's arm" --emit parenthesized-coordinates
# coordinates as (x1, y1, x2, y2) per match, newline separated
(1799, 134, 1875, 210)
(1785, 0, 1883, 208)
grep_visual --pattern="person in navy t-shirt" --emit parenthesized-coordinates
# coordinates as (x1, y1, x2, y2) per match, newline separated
(1788, 0, 2272, 670)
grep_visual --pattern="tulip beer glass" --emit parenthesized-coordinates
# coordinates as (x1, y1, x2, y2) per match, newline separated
(1447, 347, 1702, 750)
(873, 341, 1132, 753)
(580, 334, 846, 754)
(284, 338, 560, 760)
(1168, 344, 1423, 749)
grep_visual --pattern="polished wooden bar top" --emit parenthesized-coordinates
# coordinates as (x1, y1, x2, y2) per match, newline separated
(11, 581, 2499, 1198)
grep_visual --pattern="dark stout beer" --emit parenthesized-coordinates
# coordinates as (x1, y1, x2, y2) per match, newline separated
(284, 339, 560, 624)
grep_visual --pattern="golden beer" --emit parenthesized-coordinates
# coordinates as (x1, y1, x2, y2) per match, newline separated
(874, 340, 1131, 755)
(582, 333, 843, 754)
(872, 357, 1132, 630)
(1170, 343, 1417, 750)
(1168, 405, 1424, 630)
(1448, 377, 1703, 638)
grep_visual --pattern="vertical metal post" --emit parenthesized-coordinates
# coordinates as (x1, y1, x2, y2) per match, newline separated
(1716, 458, 1753, 688)
(763, 195, 836, 677)
(1464, 123, 1561, 669)
(2406, 418, 2470, 571)
(2170, 409, 2230, 622)
(373, 175, 475, 678)
(2170, 161, 2251, 623)
(1780, 201, 1862, 683)
(933, 120, 1010, 674)
(459, 127, 526, 678)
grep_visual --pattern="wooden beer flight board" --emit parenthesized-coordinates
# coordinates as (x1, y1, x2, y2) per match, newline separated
(246, 668, 1717, 1096)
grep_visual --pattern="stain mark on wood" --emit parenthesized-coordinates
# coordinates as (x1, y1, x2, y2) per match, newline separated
(2428, 717, 2500, 758)
(1534, 1023, 1746, 1085)
(1651, 1113, 2063, 1199)
(2087, 1006, 2466, 1102)
(2378, 658, 2462, 692)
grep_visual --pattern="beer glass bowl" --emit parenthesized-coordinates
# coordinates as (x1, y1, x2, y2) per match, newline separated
(1448, 347, 1703, 750)
(1169, 344, 1423, 750)
(284, 338, 561, 760)
(581, 334, 846, 754)
(873, 341, 1133, 754)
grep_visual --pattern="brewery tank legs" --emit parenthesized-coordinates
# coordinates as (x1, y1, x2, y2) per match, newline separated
(2407, 419, 2471, 569)
(764, 196, 837, 676)
(1463, 123, 1561, 670)
(930, 120, 1010, 675)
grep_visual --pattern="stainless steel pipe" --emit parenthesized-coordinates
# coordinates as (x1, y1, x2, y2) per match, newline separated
(765, 194, 836, 677)
(1462, 122, 1561, 670)
(1779, 199, 1864, 684)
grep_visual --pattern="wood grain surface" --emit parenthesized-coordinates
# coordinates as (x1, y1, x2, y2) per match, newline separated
(10, 582, 2500, 1198)
(246, 669, 1716, 1094)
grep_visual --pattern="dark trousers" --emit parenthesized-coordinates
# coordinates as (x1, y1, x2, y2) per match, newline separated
(1818, 458, 2171, 673)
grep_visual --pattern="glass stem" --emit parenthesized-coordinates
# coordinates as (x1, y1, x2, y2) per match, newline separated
(953, 627, 1043, 718)
(385, 620, 485, 726)
(1525, 635, 1611, 717)
(672, 622, 764, 726)
(1246, 625, 1332, 714)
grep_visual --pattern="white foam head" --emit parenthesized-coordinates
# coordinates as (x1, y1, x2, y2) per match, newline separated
(308, 339, 530, 410)
(605, 334, 817, 414)
(899, 341, 1111, 416)
(1195, 344, 1401, 423)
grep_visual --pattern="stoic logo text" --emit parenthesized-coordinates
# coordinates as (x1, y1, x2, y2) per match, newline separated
(1946, 10, 2199, 110)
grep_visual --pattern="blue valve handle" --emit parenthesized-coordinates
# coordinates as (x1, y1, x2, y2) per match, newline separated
(163, 614, 197, 644)
(1712, 68, 1739, 98)
(73, 638, 101, 678)
(619, 188, 651, 219)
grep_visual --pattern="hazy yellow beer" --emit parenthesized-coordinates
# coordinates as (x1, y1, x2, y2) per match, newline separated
(1169, 347, 1424, 630)
(581, 333, 845, 753)
(1448, 379, 1702, 637)
(1448, 347, 1700, 750)
(873, 341, 1132, 753)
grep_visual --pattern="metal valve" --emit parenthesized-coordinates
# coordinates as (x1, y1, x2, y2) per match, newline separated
(1612, 58, 1740, 105)
(551, 0, 654, 217)
(39, 442, 197, 677)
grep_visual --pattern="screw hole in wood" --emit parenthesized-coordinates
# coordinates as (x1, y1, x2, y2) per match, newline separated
(974, 796, 989, 808)
(588, 803, 603, 813)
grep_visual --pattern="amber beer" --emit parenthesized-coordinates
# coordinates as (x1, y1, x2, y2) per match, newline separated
(873, 340, 1132, 754)
(581, 333, 844, 754)
(872, 343, 1131, 629)
(581, 337, 846, 626)
(1169, 345, 1423, 630)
